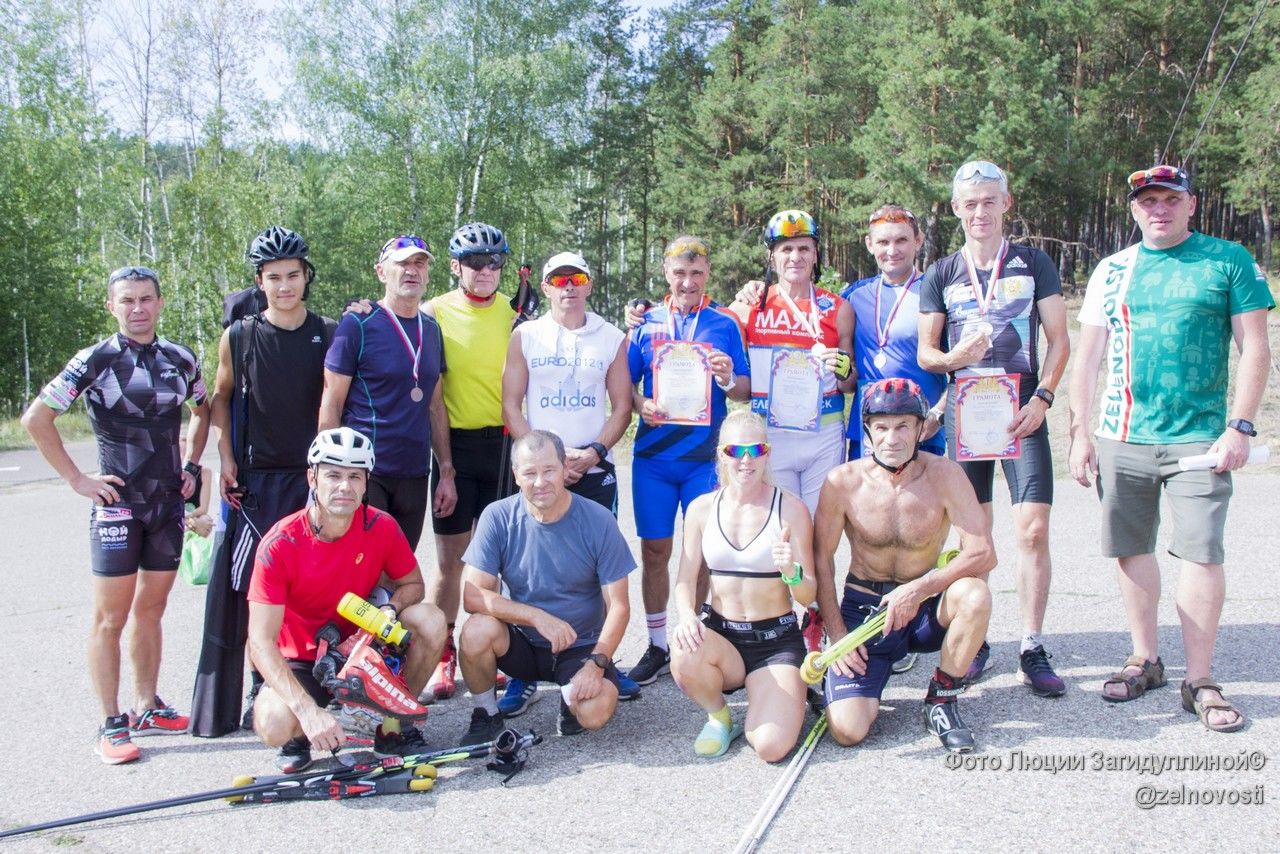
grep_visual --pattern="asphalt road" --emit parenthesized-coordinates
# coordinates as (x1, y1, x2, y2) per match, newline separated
(0, 442, 1276, 852)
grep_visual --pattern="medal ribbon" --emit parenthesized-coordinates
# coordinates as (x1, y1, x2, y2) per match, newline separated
(873, 269, 919, 349)
(664, 294, 708, 342)
(775, 284, 822, 344)
(382, 304, 423, 386)
(960, 239, 1008, 317)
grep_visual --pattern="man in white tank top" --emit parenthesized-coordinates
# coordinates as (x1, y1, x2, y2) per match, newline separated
(502, 251, 633, 515)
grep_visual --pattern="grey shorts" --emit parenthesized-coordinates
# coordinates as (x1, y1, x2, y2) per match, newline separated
(1096, 438, 1232, 565)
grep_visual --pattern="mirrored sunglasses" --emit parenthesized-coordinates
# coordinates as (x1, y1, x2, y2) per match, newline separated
(721, 442, 770, 459)
(108, 265, 159, 284)
(546, 272, 590, 288)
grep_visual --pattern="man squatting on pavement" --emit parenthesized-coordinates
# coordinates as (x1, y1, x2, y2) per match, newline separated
(815, 379, 996, 753)
(1068, 164, 1274, 733)
(247, 428, 446, 772)
(23, 265, 210, 764)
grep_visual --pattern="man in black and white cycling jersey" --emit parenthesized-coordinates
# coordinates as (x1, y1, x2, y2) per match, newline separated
(23, 265, 211, 765)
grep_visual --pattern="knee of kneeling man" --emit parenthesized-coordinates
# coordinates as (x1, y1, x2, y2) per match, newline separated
(458, 614, 503, 650)
(949, 577, 991, 613)
(400, 602, 446, 637)
(827, 716, 872, 747)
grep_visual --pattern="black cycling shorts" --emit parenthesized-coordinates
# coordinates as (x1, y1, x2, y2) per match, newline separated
(89, 499, 184, 577)
(496, 625, 620, 689)
(431, 429, 515, 536)
(703, 608, 806, 679)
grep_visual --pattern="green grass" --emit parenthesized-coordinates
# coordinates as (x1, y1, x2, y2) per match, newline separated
(0, 411, 94, 451)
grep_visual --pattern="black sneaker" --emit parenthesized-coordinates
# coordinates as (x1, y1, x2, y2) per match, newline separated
(557, 699, 584, 737)
(963, 640, 992, 686)
(375, 725, 429, 757)
(276, 736, 312, 773)
(1018, 645, 1066, 697)
(626, 643, 670, 686)
(923, 700, 974, 753)
(241, 681, 260, 731)
(459, 708, 505, 747)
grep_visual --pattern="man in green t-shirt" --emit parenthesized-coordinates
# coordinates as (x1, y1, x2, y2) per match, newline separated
(1068, 165, 1273, 733)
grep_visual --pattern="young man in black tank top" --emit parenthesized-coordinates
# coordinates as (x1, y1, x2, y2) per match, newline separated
(813, 380, 996, 753)
(191, 227, 337, 738)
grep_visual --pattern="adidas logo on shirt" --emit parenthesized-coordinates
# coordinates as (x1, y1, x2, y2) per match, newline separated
(1005, 256, 1028, 270)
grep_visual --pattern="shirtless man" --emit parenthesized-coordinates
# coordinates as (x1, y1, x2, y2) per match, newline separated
(814, 379, 996, 752)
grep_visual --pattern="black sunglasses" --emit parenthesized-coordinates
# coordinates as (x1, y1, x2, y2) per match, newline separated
(459, 253, 508, 271)
(108, 266, 159, 285)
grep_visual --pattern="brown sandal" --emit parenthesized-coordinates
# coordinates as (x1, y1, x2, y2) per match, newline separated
(1180, 679, 1246, 733)
(1101, 655, 1165, 703)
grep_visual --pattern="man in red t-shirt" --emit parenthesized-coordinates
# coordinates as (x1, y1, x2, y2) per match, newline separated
(247, 427, 446, 772)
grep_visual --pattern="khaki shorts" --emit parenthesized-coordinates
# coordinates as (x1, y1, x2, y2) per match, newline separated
(1096, 438, 1232, 565)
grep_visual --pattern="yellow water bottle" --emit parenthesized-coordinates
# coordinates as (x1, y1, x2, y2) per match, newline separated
(337, 592, 411, 647)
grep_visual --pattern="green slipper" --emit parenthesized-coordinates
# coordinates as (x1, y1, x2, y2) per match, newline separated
(694, 717, 743, 758)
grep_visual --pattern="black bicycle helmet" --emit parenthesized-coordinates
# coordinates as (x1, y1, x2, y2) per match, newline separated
(248, 226, 316, 286)
(448, 222, 509, 258)
(862, 378, 929, 421)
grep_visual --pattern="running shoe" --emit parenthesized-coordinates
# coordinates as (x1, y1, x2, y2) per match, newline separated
(963, 640, 992, 686)
(1018, 645, 1066, 697)
(497, 679, 539, 717)
(375, 725, 429, 757)
(923, 699, 974, 753)
(241, 679, 260, 730)
(626, 643, 670, 685)
(693, 716, 743, 758)
(557, 699, 584, 737)
(96, 714, 140, 765)
(427, 636, 457, 701)
(129, 696, 189, 735)
(891, 652, 918, 674)
(617, 670, 641, 701)
(276, 736, 312, 773)
(801, 606, 825, 654)
(459, 708, 506, 747)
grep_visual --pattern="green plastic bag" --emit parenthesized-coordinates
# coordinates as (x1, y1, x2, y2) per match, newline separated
(178, 529, 214, 586)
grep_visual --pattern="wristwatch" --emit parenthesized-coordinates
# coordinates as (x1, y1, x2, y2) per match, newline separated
(1033, 388, 1055, 408)
(585, 652, 610, 671)
(1227, 418, 1257, 437)
(586, 442, 608, 464)
(182, 461, 201, 477)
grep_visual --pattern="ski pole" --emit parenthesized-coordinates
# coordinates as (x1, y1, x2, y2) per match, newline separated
(0, 729, 538, 840)
(730, 713, 828, 854)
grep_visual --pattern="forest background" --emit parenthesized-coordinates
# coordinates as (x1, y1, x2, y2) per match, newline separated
(2, 0, 1278, 413)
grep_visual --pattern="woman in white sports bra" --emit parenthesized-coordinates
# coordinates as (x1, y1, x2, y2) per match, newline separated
(669, 411, 816, 761)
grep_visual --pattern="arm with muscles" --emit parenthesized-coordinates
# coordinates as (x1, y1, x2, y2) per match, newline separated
(247, 602, 344, 751)
(773, 494, 817, 607)
(569, 576, 630, 703)
(210, 330, 242, 508)
(181, 398, 212, 501)
(1010, 294, 1069, 440)
(21, 401, 125, 504)
(462, 566, 577, 652)
(1212, 309, 1271, 473)
(500, 333, 532, 439)
(916, 312, 989, 374)
(669, 498, 712, 655)
(318, 369, 352, 431)
(879, 466, 997, 634)
(1067, 323, 1108, 487)
(383, 565, 427, 615)
(812, 473, 866, 677)
(428, 380, 457, 516)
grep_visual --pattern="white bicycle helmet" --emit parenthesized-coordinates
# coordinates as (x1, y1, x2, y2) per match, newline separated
(307, 427, 375, 471)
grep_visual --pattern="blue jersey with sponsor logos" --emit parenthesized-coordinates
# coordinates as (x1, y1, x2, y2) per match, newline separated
(325, 305, 445, 479)
(628, 297, 749, 461)
(840, 275, 946, 450)
(515, 312, 626, 459)
(39, 333, 207, 503)
(919, 243, 1061, 382)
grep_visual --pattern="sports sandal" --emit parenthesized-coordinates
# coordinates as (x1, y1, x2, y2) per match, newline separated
(1101, 655, 1165, 703)
(1180, 679, 1246, 733)
(693, 717, 743, 758)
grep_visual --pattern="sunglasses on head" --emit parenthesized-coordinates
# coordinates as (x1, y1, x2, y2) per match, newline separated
(868, 205, 918, 226)
(546, 272, 590, 288)
(108, 265, 159, 285)
(460, 252, 507, 271)
(721, 442, 770, 459)
(664, 239, 709, 258)
(954, 160, 1005, 182)
(1127, 165, 1189, 191)
(379, 235, 430, 259)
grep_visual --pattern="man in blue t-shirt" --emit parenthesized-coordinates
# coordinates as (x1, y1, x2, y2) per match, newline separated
(456, 430, 636, 743)
(320, 235, 456, 550)
(624, 236, 750, 685)
(842, 205, 947, 460)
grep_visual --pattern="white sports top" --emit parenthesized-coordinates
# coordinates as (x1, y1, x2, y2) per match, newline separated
(702, 487, 782, 578)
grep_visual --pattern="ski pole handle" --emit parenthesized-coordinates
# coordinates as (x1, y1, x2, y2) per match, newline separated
(338, 592, 411, 647)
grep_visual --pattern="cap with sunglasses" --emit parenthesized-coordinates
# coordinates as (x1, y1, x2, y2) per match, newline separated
(379, 235, 435, 264)
(541, 251, 591, 282)
(1126, 165, 1192, 199)
(953, 160, 1008, 191)
(109, 266, 160, 285)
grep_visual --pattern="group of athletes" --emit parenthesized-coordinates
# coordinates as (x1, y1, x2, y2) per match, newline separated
(23, 158, 1272, 770)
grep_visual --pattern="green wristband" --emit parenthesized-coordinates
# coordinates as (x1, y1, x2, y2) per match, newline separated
(780, 562, 804, 586)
